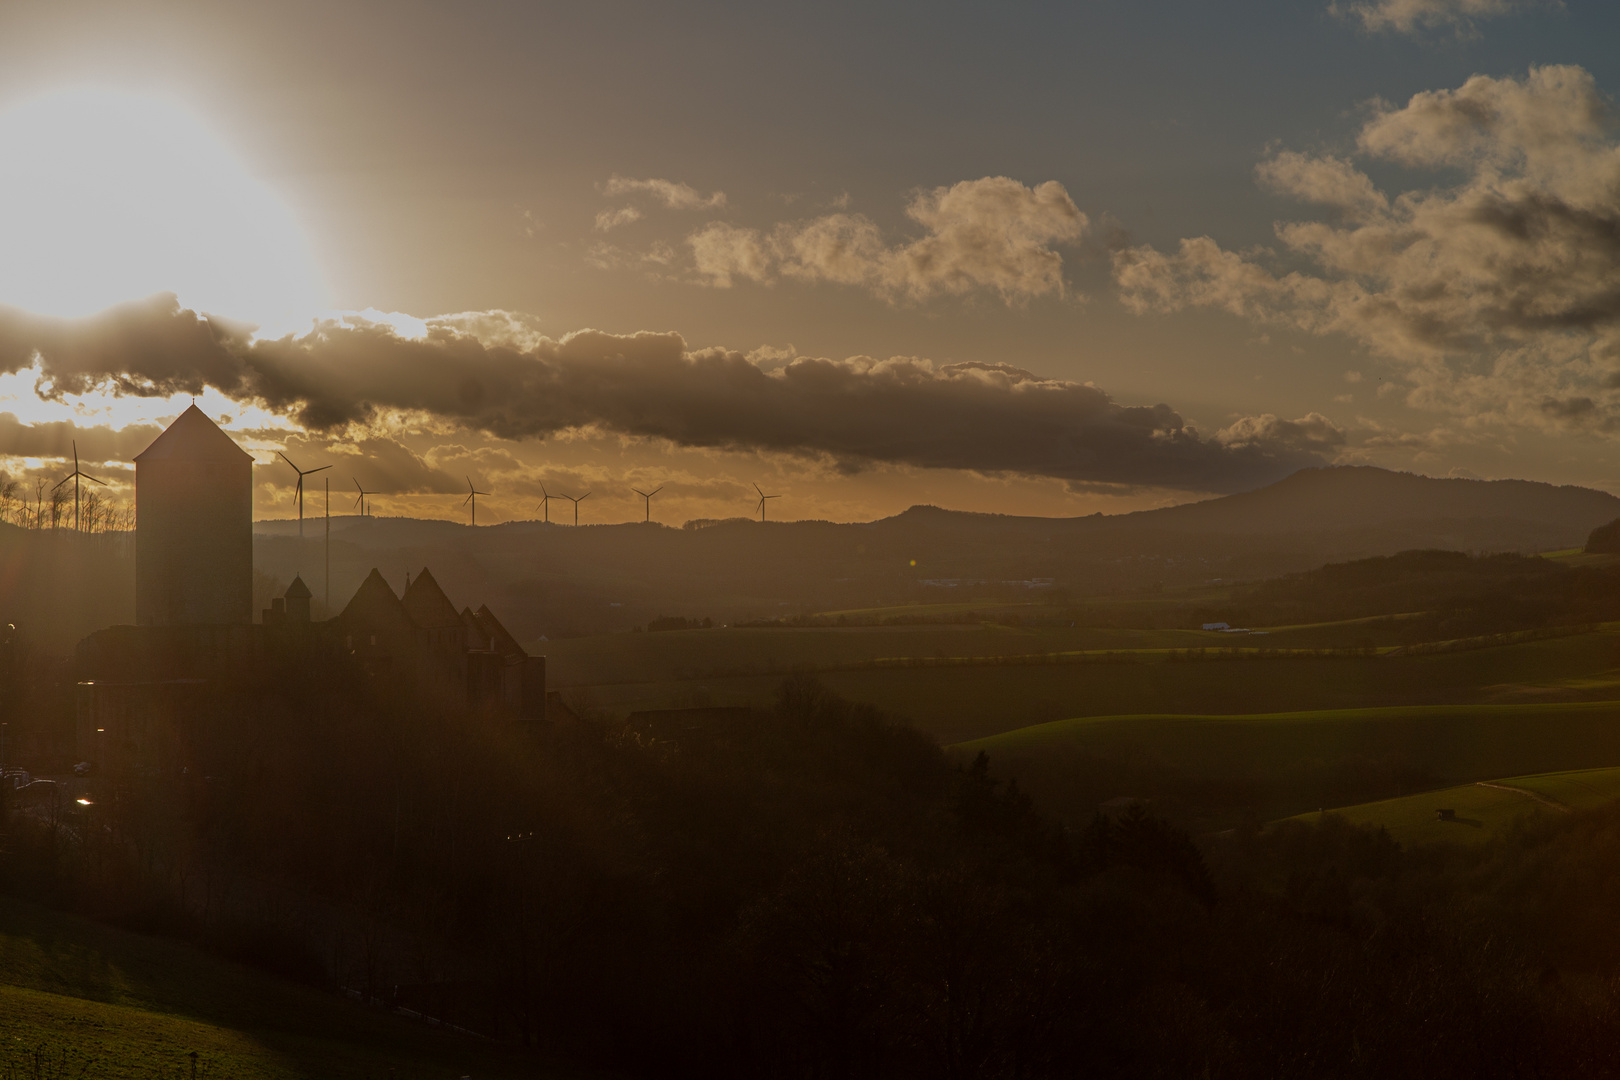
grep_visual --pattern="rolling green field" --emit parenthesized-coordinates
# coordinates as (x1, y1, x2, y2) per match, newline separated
(1291, 766, 1620, 847)
(548, 626, 1620, 744)
(538, 622, 1229, 686)
(0, 896, 560, 1079)
(534, 607, 1487, 692)
(948, 700, 1620, 828)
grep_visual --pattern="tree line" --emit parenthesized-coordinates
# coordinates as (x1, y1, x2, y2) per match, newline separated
(8, 664, 1620, 1076)
(0, 478, 133, 534)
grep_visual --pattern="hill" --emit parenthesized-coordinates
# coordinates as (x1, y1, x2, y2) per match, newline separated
(0, 894, 557, 1078)
(1122, 466, 1620, 536)
(949, 699, 1620, 829)
(1287, 766, 1620, 847)
(0, 465, 1610, 649)
(249, 467, 1620, 640)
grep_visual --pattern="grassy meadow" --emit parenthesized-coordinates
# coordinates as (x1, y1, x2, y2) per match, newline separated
(531, 603, 1620, 831)
(1292, 766, 1620, 847)
(544, 622, 1620, 743)
(947, 700, 1620, 828)
(0, 896, 555, 1079)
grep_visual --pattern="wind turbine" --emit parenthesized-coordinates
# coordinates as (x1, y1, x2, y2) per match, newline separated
(464, 476, 492, 525)
(52, 441, 106, 533)
(753, 483, 782, 522)
(562, 491, 590, 525)
(352, 478, 381, 518)
(277, 451, 331, 538)
(537, 483, 555, 523)
(632, 485, 663, 523)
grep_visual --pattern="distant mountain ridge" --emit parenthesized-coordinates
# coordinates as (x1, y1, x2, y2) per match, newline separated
(874, 467, 1620, 536)
(1121, 467, 1620, 535)
(246, 466, 1620, 640)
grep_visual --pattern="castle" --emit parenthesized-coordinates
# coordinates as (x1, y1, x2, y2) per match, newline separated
(77, 408, 544, 774)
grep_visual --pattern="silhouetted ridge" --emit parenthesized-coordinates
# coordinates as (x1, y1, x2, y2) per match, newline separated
(250, 466, 1620, 640)
(1121, 466, 1620, 535)
(1587, 518, 1620, 553)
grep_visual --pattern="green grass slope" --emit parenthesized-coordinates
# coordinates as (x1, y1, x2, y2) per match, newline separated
(1291, 766, 1620, 847)
(0, 896, 562, 1079)
(555, 628, 1620, 744)
(950, 701, 1620, 828)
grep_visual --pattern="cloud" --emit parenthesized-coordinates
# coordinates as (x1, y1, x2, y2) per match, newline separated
(1114, 65, 1620, 433)
(602, 175, 728, 211)
(685, 176, 1086, 305)
(594, 206, 644, 232)
(1216, 412, 1348, 454)
(1255, 152, 1387, 222)
(0, 294, 1332, 494)
(266, 431, 464, 496)
(0, 413, 155, 468)
(1331, 0, 1548, 35)
(688, 222, 775, 288)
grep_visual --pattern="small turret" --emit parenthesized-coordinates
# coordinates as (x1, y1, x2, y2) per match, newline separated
(284, 575, 312, 624)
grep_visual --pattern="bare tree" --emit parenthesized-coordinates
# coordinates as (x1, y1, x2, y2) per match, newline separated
(47, 485, 66, 531)
(83, 490, 103, 534)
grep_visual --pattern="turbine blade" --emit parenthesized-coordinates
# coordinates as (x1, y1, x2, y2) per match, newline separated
(308, 464, 332, 475)
(277, 451, 300, 471)
(754, 483, 764, 497)
(649, 486, 663, 497)
(85, 474, 107, 487)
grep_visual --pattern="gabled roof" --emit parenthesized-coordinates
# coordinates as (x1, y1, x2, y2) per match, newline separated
(284, 575, 312, 599)
(335, 568, 414, 632)
(461, 606, 491, 650)
(474, 605, 527, 662)
(402, 567, 462, 629)
(134, 405, 253, 463)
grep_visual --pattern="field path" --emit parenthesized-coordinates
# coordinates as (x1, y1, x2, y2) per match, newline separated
(1475, 781, 1571, 813)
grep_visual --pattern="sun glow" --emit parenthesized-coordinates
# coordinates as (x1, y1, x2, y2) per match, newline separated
(0, 87, 328, 328)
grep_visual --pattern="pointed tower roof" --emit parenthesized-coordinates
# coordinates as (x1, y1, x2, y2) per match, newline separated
(336, 568, 413, 631)
(461, 606, 491, 650)
(474, 604, 527, 662)
(283, 575, 312, 600)
(134, 405, 253, 463)
(402, 567, 462, 629)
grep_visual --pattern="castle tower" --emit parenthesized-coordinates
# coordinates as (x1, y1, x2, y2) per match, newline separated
(283, 575, 312, 624)
(134, 405, 254, 626)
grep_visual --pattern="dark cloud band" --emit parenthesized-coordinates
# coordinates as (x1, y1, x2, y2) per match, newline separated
(0, 295, 1332, 493)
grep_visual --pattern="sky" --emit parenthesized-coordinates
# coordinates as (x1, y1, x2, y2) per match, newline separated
(1, 0, 1619, 525)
